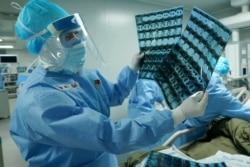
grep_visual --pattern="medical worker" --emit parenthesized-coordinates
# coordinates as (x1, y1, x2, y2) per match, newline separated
(128, 79, 167, 118)
(214, 56, 230, 77)
(184, 56, 250, 127)
(128, 56, 250, 146)
(9, 1, 208, 166)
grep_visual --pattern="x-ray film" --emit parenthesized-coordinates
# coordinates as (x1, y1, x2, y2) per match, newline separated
(144, 151, 227, 167)
(154, 7, 232, 109)
(135, 7, 232, 109)
(135, 6, 184, 79)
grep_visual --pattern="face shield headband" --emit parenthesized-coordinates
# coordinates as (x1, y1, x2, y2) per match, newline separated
(47, 14, 87, 47)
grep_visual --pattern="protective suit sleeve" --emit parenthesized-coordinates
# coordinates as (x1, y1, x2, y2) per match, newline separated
(21, 91, 175, 154)
(95, 66, 138, 106)
(184, 73, 250, 128)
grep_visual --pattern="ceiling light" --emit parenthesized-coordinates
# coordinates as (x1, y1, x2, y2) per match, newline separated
(0, 39, 2, 42)
(0, 45, 14, 49)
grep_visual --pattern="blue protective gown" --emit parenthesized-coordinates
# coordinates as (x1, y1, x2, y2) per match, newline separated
(128, 73, 250, 147)
(9, 66, 176, 167)
(184, 73, 250, 127)
(128, 79, 165, 118)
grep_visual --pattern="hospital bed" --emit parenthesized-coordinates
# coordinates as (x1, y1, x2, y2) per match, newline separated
(121, 116, 250, 167)
(121, 86, 250, 167)
(231, 87, 250, 105)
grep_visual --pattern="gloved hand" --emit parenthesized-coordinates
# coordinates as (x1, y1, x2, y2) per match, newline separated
(171, 91, 208, 126)
(129, 52, 145, 72)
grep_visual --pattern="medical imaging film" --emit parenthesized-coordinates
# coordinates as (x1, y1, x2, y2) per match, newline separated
(135, 6, 184, 80)
(144, 151, 227, 167)
(135, 7, 232, 109)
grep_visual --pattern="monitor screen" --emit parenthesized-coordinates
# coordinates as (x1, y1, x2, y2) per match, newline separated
(0, 55, 17, 63)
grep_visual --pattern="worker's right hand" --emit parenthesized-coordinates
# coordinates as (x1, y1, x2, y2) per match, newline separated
(171, 91, 208, 126)
(129, 52, 145, 72)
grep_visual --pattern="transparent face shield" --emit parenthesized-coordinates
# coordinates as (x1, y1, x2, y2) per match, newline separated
(59, 27, 86, 48)
(47, 13, 105, 68)
(29, 13, 105, 73)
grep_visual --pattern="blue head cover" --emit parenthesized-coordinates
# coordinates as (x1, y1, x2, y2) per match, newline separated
(15, 0, 69, 55)
(214, 56, 230, 76)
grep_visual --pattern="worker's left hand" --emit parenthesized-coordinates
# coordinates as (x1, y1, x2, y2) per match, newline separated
(129, 52, 145, 72)
(171, 91, 208, 126)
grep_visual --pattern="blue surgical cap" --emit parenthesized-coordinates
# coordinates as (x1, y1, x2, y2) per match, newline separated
(214, 56, 230, 76)
(15, 0, 69, 55)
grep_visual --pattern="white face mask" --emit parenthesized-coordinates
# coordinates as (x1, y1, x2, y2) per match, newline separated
(38, 36, 86, 74)
(62, 44, 86, 74)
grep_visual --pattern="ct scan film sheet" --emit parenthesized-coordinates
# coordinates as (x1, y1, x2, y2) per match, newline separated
(135, 6, 232, 109)
(135, 6, 184, 80)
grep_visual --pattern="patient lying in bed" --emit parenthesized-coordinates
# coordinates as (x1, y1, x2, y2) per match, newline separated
(181, 118, 250, 159)
(121, 118, 250, 167)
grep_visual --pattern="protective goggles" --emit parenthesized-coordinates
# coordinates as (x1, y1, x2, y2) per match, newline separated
(47, 13, 88, 48)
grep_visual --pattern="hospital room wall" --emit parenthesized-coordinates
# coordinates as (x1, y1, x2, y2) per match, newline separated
(240, 28, 250, 41)
(4, 50, 37, 74)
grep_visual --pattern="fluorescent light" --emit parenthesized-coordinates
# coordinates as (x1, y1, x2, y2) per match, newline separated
(0, 45, 14, 49)
(0, 39, 2, 42)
